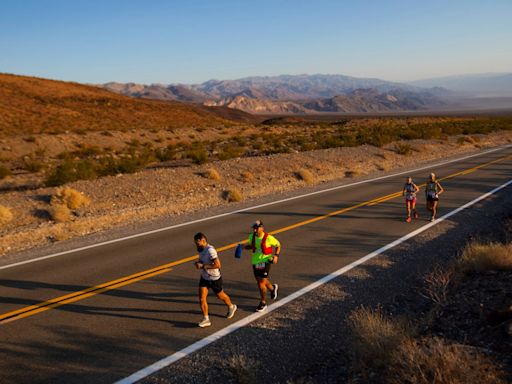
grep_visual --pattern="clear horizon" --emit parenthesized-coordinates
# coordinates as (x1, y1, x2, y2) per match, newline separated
(1, 0, 511, 84)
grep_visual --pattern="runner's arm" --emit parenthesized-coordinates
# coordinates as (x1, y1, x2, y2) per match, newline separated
(204, 258, 221, 270)
(272, 244, 281, 264)
(436, 181, 444, 194)
(197, 257, 221, 270)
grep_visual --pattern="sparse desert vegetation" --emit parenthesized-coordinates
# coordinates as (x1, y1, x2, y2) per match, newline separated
(345, 225, 512, 384)
(2, 104, 512, 187)
(348, 308, 507, 384)
(457, 241, 512, 273)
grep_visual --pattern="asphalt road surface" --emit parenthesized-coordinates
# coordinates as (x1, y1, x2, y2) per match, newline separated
(1, 145, 511, 384)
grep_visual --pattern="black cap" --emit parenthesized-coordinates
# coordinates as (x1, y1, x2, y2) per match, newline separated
(252, 220, 264, 229)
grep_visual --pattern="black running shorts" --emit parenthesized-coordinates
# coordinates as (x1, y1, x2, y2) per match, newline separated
(199, 276, 223, 294)
(253, 262, 271, 278)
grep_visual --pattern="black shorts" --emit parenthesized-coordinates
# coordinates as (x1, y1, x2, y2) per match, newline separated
(253, 262, 271, 279)
(426, 196, 439, 202)
(199, 276, 223, 294)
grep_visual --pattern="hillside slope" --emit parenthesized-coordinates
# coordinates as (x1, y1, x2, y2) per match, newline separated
(0, 73, 233, 135)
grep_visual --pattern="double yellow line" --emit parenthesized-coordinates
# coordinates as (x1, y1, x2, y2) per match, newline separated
(1, 153, 511, 324)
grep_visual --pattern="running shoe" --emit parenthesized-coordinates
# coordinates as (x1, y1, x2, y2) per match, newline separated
(414, 212, 419, 219)
(198, 317, 211, 328)
(270, 284, 279, 300)
(406, 217, 411, 223)
(430, 216, 435, 222)
(226, 304, 237, 319)
(256, 302, 267, 312)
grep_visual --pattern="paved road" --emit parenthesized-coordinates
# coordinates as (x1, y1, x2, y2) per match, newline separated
(1, 146, 511, 383)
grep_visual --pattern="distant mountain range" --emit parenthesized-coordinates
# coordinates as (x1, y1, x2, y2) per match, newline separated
(409, 73, 512, 97)
(102, 74, 450, 114)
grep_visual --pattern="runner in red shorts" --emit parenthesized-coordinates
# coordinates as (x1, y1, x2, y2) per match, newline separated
(402, 176, 420, 223)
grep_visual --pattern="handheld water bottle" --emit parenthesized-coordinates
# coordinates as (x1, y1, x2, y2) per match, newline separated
(235, 243, 243, 259)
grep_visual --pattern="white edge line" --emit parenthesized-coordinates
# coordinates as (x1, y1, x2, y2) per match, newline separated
(114, 177, 512, 384)
(1, 144, 510, 271)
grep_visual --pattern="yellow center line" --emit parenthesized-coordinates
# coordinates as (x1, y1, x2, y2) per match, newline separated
(1, 153, 511, 324)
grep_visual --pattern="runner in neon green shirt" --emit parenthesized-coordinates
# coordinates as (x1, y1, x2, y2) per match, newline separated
(245, 220, 281, 312)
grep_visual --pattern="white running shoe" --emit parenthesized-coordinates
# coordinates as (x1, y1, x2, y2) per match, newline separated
(198, 317, 211, 328)
(227, 304, 237, 319)
(270, 284, 279, 300)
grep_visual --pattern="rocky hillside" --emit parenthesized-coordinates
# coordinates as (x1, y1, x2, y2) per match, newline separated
(0, 73, 232, 135)
(205, 88, 446, 114)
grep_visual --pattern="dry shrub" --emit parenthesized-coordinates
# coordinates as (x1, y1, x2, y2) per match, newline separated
(389, 337, 506, 384)
(203, 168, 221, 181)
(55, 187, 91, 209)
(223, 188, 242, 202)
(50, 227, 72, 242)
(0, 205, 13, 226)
(347, 306, 410, 371)
(296, 169, 314, 184)
(457, 135, 478, 145)
(345, 169, 360, 178)
(421, 264, 454, 305)
(240, 170, 255, 183)
(49, 202, 72, 223)
(394, 143, 412, 155)
(458, 241, 512, 273)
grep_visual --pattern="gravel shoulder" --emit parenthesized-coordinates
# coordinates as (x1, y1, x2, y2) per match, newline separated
(139, 172, 512, 384)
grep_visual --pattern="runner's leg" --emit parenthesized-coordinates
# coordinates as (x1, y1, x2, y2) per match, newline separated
(216, 290, 233, 307)
(257, 277, 268, 302)
(199, 287, 209, 317)
(432, 200, 438, 219)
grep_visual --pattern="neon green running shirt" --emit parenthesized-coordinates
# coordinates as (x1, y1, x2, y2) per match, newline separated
(248, 233, 280, 265)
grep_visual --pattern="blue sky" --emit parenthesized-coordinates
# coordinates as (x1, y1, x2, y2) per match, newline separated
(1, 0, 511, 84)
